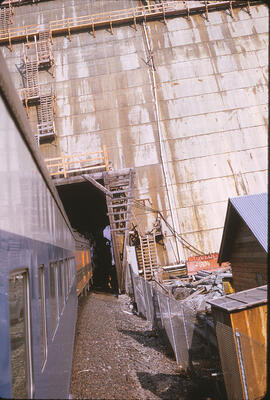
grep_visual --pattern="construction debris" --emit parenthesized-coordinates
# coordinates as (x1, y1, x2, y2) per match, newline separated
(159, 266, 232, 314)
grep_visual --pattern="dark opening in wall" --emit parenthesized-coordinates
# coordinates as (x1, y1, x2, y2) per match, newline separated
(56, 180, 117, 292)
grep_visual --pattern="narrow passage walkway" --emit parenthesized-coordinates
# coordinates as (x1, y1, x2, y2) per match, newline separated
(70, 292, 194, 400)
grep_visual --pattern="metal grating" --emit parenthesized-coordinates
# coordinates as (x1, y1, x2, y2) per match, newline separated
(216, 322, 243, 400)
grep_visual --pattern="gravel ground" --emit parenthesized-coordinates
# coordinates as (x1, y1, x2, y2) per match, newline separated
(70, 291, 196, 400)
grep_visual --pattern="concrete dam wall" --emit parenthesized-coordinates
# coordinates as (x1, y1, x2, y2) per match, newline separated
(2, 0, 268, 263)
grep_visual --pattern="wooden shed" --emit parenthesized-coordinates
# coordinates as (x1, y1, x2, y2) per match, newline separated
(218, 193, 267, 292)
(208, 285, 267, 400)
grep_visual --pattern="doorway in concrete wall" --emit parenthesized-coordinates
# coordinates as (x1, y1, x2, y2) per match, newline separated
(56, 180, 118, 293)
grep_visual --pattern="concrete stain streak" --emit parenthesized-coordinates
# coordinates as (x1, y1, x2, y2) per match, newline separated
(2, 1, 268, 262)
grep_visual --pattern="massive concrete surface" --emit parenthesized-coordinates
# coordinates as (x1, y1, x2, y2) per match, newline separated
(2, 1, 268, 263)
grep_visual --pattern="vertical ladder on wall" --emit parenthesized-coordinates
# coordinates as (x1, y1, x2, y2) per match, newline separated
(21, 36, 56, 144)
(0, 4, 14, 32)
(104, 168, 135, 292)
(36, 93, 55, 142)
(137, 234, 158, 280)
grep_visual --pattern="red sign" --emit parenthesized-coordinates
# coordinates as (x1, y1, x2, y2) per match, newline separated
(187, 253, 228, 274)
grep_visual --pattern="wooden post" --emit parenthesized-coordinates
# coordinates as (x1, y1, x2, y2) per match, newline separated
(25, 98, 29, 118)
(247, 0, 251, 15)
(205, 1, 209, 21)
(92, 21, 96, 38)
(185, 1, 190, 20)
(8, 31, 13, 52)
(109, 17, 113, 35)
(26, 33, 30, 48)
(133, 13, 137, 31)
(49, 28, 53, 44)
(62, 152, 67, 178)
(68, 19, 71, 41)
(103, 145, 109, 171)
(162, 3, 166, 24)
(229, 1, 234, 19)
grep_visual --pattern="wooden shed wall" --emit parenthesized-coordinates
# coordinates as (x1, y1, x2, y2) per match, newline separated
(230, 221, 267, 292)
(230, 305, 267, 400)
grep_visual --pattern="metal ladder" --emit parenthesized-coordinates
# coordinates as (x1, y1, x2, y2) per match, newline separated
(21, 33, 55, 144)
(0, 4, 14, 32)
(24, 58, 40, 99)
(37, 93, 55, 140)
(104, 168, 135, 291)
(137, 234, 158, 280)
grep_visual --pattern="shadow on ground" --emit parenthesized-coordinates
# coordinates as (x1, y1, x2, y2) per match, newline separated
(137, 371, 225, 400)
(136, 371, 190, 400)
(118, 328, 175, 358)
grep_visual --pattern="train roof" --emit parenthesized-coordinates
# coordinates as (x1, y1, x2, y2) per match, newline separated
(0, 50, 75, 238)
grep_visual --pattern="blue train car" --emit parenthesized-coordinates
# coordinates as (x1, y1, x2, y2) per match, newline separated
(0, 50, 77, 398)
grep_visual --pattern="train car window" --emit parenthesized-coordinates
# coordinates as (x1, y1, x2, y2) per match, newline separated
(58, 261, 65, 313)
(9, 270, 34, 399)
(68, 257, 76, 289)
(38, 266, 47, 370)
(64, 259, 69, 300)
(49, 262, 59, 337)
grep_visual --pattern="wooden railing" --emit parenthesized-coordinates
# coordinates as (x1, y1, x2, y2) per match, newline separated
(45, 146, 109, 179)
(0, 1, 256, 49)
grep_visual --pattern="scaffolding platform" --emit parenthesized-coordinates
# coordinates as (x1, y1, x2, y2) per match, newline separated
(0, 1, 258, 49)
(45, 147, 110, 179)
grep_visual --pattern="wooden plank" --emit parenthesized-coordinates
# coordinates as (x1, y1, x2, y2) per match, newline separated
(83, 174, 112, 197)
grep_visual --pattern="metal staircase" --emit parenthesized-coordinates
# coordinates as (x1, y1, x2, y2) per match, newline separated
(20, 32, 55, 144)
(104, 169, 135, 291)
(36, 30, 54, 70)
(23, 58, 40, 100)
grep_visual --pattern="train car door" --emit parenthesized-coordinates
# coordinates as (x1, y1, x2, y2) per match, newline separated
(9, 269, 34, 399)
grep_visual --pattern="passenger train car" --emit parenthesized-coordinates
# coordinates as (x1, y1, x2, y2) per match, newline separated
(0, 51, 79, 398)
(75, 233, 93, 296)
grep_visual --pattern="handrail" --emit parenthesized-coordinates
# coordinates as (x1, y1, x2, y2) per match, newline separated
(0, 1, 259, 47)
(45, 146, 110, 178)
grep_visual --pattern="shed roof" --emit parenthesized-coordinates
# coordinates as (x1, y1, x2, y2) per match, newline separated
(207, 285, 267, 312)
(218, 193, 268, 263)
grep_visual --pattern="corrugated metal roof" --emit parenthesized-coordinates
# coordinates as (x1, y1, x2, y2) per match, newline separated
(230, 192, 268, 252)
(207, 285, 267, 312)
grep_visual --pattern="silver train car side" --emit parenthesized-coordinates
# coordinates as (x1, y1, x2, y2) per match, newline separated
(0, 51, 77, 398)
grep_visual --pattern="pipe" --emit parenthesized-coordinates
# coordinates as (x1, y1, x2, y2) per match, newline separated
(142, 21, 184, 262)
